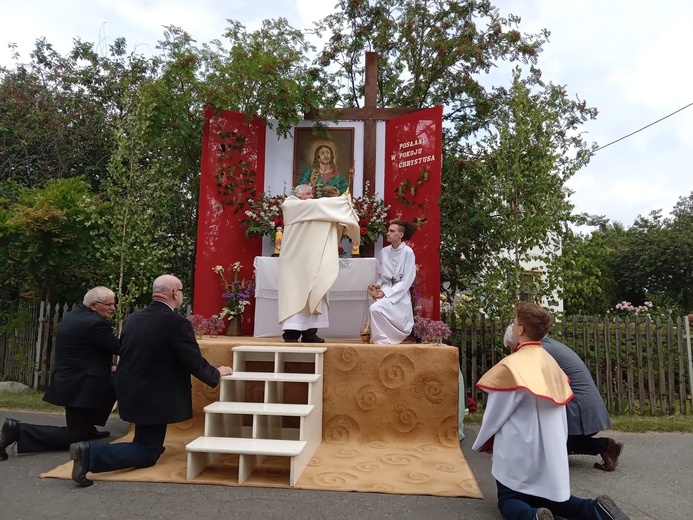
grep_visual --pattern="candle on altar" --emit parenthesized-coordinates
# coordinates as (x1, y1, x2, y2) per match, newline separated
(274, 227, 283, 255)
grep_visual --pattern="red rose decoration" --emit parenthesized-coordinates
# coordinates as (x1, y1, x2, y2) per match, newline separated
(360, 226, 368, 235)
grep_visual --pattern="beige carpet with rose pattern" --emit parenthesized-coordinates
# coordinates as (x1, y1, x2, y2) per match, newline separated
(42, 339, 482, 498)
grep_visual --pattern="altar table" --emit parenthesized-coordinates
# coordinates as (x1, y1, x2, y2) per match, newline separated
(253, 256, 378, 339)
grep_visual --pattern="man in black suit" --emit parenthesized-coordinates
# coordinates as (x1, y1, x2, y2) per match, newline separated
(68, 274, 233, 487)
(0, 287, 121, 461)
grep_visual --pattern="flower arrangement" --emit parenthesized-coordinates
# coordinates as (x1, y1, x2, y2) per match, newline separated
(207, 315, 226, 336)
(187, 314, 208, 338)
(412, 316, 452, 344)
(240, 186, 389, 248)
(213, 263, 255, 318)
(240, 192, 287, 241)
(351, 185, 390, 245)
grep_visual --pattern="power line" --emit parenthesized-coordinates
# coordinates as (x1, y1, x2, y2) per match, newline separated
(594, 101, 693, 153)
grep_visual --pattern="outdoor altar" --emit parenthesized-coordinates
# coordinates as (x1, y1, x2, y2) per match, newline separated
(253, 256, 378, 338)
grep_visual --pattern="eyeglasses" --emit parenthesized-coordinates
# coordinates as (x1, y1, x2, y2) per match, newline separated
(173, 288, 184, 295)
(95, 301, 116, 308)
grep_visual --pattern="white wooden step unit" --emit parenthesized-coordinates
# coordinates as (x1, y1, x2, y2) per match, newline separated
(230, 345, 326, 374)
(219, 371, 322, 404)
(186, 346, 326, 486)
(186, 437, 307, 485)
(203, 401, 315, 440)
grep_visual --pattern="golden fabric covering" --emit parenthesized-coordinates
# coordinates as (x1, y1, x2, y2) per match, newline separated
(476, 342, 573, 405)
(42, 338, 482, 498)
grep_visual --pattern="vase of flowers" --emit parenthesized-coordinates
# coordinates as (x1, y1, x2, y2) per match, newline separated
(213, 263, 255, 335)
(207, 315, 225, 338)
(187, 314, 209, 339)
(224, 316, 241, 336)
(412, 316, 452, 344)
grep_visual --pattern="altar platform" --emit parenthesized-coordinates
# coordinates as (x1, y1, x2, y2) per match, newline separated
(43, 337, 482, 498)
(253, 257, 378, 338)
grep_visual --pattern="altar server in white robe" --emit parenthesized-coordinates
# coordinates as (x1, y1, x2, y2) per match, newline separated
(278, 184, 360, 343)
(368, 219, 418, 344)
(472, 302, 631, 520)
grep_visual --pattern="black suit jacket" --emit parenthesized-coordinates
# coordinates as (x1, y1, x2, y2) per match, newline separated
(43, 305, 121, 413)
(115, 301, 220, 425)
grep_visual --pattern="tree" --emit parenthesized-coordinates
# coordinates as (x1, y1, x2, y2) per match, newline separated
(200, 19, 337, 137)
(558, 216, 624, 315)
(609, 193, 693, 314)
(0, 39, 125, 188)
(440, 69, 596, 315)
(314, 0, 549, 136)
(2, 178, 100, 304)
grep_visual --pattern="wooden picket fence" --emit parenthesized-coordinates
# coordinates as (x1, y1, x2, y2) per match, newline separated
(0, 302, 76, 389)
(0, 302, 192, 389)
(449, 313, 693, 416)
(2, 303, 692, 416)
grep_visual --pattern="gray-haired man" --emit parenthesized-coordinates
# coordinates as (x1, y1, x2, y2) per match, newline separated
(1, 287, 121, 460)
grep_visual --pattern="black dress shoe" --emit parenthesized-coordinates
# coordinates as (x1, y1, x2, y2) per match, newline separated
(282, 330, 301, 342)
(69, 441, 93, 487)
(302, 334, 325, 343)
(89, 430, 111, 439)
(301, 329, 325, 343)
(595, 495, 630, 520)
(0, 418, 20, 461)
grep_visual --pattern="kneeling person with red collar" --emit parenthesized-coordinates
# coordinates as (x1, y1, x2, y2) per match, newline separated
(472, 302, 630, 520)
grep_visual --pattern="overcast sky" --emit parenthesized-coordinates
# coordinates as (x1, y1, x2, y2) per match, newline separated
(2, 0, 691, 228)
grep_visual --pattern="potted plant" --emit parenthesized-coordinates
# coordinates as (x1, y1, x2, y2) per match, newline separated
(207, 315, 226, 337)
(412, 316, 452, 344)
(187, 314, 209, 339)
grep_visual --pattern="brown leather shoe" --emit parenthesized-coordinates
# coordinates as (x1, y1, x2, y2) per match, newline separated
(594, 438, 624, 472)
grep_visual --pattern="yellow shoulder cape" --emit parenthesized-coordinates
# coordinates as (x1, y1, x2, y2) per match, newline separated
(476, 342, 573, 405)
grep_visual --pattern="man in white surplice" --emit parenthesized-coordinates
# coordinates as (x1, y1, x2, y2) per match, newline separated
(278, 184, 360, 342)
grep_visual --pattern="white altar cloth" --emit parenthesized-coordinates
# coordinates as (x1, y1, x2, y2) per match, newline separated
(253, 256, 378, 339)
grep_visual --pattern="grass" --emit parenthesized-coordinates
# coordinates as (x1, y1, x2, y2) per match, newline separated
(0, 390, 63, 413)
(3, 391, 693, 433)
(463, 409, 693, 433)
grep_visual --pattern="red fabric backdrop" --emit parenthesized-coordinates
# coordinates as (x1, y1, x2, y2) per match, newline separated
(194, 106, 443, 331)
(384, 106, 443, 321)
(192, 109, 265, 334)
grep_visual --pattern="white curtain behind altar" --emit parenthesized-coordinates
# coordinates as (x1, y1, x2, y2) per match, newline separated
(253, 257, 378, 339)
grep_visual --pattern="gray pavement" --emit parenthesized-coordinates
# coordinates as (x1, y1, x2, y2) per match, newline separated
(0, 410, 690, 519)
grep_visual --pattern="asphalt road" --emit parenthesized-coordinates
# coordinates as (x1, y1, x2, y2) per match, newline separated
(1, 410, 690, 520)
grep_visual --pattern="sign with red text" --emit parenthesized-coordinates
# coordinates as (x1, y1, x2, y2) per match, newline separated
(385, 106, 443, 320)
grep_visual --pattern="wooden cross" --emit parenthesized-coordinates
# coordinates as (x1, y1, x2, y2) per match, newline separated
(306, 52, 420, 197)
